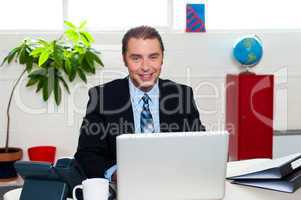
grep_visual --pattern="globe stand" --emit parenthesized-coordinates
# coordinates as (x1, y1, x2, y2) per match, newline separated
(240, 66, 256, 75)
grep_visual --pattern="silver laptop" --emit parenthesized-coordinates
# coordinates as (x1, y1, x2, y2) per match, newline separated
(117, 131, 229, 200)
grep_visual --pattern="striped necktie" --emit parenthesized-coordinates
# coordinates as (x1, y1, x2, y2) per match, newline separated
(140, 93, 155, 133)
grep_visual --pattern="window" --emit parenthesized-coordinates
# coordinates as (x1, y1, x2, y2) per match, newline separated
(207, 0, 301, 30)
(0, 0, 63, 30)
(67, 0, 169, 30)
(1, 0, 301, 31)
(173, 0, 301, 30)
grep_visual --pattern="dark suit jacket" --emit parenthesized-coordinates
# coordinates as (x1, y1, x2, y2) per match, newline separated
(74, 77, 205, 178)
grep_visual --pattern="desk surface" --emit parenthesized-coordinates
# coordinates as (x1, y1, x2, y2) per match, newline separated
(4, 160, 301, 200)
(224, 181, 301, 200)
(5, 182, 301, 200)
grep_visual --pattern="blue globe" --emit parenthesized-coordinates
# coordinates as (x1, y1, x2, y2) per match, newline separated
(233, 35, 263, 68)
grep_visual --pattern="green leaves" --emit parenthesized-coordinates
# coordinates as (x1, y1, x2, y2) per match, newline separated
(39, 51, 50, 66)
(89, 49, 104, 67)
(77, 67, 87, 83)
(1, 20, 104, 105)
(1, 47, 20, 66)
(54, 77, 62, 105)
(64, 20, 95, 46)
(27, 68, 47, 94)
(30, 46, 44, 57)
(64, 21, 77, 30)
(26, 68, 67, 105)
(58, 76, 70, 93)
(79, 21, 87, 30)
(29, 39, 54, 66)
(65, 29, 80, 43)
(1, 40, 38, 75)
(25, 56, 34, 72)
(53, 43, 64, 67)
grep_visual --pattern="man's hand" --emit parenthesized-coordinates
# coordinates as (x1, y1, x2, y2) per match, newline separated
(112, 171, 117, 183)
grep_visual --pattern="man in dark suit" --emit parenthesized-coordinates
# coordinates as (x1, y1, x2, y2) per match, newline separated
(75, 26, 205, 182)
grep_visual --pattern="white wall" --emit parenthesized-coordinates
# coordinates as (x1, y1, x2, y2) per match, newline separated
(0, 31, 301, 160)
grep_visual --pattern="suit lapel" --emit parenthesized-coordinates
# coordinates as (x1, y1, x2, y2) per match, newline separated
(118, 77, 135, 134)
(159, 79, 169, 133)
(159, 79, 185, 133)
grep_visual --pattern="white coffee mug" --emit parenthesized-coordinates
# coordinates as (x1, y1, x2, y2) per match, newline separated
(72, 178, 109, 200)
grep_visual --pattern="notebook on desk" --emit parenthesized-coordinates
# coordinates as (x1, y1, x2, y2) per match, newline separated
(117, 131, 229, 200)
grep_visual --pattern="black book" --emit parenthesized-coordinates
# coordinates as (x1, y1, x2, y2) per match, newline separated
(227, 153, 301, 193)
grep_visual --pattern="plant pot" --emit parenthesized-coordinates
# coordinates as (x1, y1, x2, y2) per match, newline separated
(28, 146, 56, 164)
(0, 148, 23, 182)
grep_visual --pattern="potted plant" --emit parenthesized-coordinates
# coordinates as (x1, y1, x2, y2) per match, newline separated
(0, 21, 104, 181)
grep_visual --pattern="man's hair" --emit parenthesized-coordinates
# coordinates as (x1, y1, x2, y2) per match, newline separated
(122, 25, 165, 55)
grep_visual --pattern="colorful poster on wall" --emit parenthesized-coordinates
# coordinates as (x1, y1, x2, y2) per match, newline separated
(186, 4, 206, 32)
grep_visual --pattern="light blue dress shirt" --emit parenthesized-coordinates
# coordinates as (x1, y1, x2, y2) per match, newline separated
(128, 77, 160, 133)
(104, 77, 160, 181)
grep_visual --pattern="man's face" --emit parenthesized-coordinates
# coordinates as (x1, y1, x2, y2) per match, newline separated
(124, 38, 163, 92)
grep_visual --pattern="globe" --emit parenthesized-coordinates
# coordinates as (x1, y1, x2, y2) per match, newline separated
(233, 35, 263, 69)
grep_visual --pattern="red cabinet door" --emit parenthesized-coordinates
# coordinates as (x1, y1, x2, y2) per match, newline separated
(226, 73, 273, 161)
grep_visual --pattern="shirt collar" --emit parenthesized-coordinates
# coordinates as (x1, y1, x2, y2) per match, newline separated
(128, 77, 159, 105)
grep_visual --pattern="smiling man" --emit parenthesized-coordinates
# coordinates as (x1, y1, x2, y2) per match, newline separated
(75, 26, 205, 182)
(124, 36, 162, 92)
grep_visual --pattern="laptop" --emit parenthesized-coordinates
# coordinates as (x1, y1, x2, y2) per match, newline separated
(117, 131, 229, 200)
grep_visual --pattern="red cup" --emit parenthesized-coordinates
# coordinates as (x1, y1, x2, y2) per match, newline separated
(28, 146, 56, 164)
